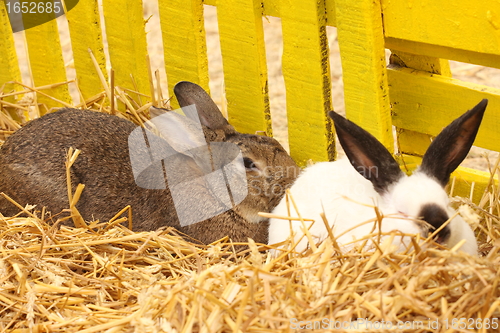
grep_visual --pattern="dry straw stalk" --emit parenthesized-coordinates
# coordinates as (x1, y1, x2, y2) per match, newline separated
(0, 79, 499, 333)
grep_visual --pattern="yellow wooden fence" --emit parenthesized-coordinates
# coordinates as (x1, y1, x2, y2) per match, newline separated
(0, 0, 499, 203)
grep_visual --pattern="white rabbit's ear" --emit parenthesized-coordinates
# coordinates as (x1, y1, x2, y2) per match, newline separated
(174, 81, 236, 134)
(420, 99, 488, 187)
(328, 111, 404, 194)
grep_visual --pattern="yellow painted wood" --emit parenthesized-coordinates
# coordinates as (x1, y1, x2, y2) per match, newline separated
(66, 0, 106, 100)
(260, 0, 279, 18)
(217, 0, 271, 134)
(102, 0, 149, 104)
(24, 13, 70, 108)
(396, 129, 432, 158)
(215, 0, 335, 23)
(159, 0, 209, 106)
(386, 38, 500, 70)
(388, 67, 500, 152)
(0, 1, 21, 93)
(452, 166, 497, 204)
(279, 0, 334, 166)
(390, 50, 451, 157)
(335, 0, 393, 151)
(396, 154, 495, 204)
(325, 0, 337, 26)
(389, 51, 451, 76)
(205, 0, 282, 19)
(382, 0, 500, 59)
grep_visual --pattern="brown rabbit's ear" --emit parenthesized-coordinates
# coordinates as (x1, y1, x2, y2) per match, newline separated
(174, 81, 236, 134)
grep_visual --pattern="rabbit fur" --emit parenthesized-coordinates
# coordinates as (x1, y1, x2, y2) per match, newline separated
(269, 100, 488, 255)
(0, 81, 300, 245)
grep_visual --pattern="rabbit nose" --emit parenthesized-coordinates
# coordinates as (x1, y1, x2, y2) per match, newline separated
(418, 203, 451, 241)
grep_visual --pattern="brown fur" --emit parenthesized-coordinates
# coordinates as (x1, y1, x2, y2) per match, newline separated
(0, 82, 300, 245)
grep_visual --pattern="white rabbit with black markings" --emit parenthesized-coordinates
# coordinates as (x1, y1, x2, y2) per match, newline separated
(269, 100, 488, 255)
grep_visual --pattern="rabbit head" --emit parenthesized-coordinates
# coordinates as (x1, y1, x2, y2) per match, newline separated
(269, 99, 487, 255)
(149, 81, 300, 241)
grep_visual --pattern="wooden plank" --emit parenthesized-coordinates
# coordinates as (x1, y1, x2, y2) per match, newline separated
(386, 38, 500, 70)
(66, 0, 106, 100)
(0, 1, 21, 90)
(389, 51, 451, 76)
(335, 0, 393, 151)
(159, 0, 209, 106)
(261, 0, 280, 18)
(382, 0, 500, 58)
(397, 154, 496, 205)
(390, 50, 451, 157)
(102, 0, 149, 105)
(388, 66, 500, 152)
(211, 0, 337, 26)
(217, 0, 271, 134)
(279, 0, 334, 166)
(452, 166, 496, 205)
(205, 0, 282, 18)
(325, 0, 337, 26)
(24, 12, 70, 109)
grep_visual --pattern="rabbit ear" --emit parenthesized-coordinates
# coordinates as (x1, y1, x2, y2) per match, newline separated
(420, 99, 488, 187)
(329, 111, 404, 194)
(148, 105, 208, 150)
(174, 81, 236, 134)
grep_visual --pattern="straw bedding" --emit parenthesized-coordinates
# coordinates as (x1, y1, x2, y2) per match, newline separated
(0, 83, 499, 333)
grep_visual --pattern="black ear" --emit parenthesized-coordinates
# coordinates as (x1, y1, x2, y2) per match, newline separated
(174, 81, 236, 133)
(420, 99, 488, 187)
(328, 111, 404, 194)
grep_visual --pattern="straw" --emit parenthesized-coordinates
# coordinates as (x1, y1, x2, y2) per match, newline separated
(0, 80, 499, 333)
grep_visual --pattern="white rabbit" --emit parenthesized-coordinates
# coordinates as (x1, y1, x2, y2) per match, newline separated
(269, 99, 488, 255)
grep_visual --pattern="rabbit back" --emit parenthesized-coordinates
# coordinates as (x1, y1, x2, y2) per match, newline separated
(0, 109, 176, 229)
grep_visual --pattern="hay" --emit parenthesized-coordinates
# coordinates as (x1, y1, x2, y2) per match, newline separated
(0, 80, 499, 332)
(1, 209, 499, 332)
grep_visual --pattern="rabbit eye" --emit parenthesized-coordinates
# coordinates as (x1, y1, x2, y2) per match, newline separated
(243, 157, 259, 171)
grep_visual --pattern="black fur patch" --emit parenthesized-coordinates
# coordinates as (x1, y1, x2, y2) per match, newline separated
(419, 203, 451, 242)
(328, 111, 404, 194)
(420, 99, 488, 187)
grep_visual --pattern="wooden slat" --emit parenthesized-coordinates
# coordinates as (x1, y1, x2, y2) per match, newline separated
(66, 0, 106, 100)
(382, 0, 500, 60)
(397, 155, 495, 205)
(390, 51, 451, 157)
(217, 0, 271, 134)
(0, 1, 21, 90)
(389, 67, 500, 152)
(159, 0, 209, 106)
(279, 0, 334, 166)
(386, 38, 500, 70)
(102, 0, 149, 104)
(325, 0, 337, 26)
(452, 167, 496, 205)
(205, 0, 282, 18)
(24, 13, 70, 109)
(335, 0, 393, 151)
(261, 0, 280, 18)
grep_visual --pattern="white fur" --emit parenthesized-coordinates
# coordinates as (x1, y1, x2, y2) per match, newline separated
(268, 159, 478, 255)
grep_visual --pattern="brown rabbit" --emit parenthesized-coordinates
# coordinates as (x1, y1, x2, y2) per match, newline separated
(0, 81, 300, 245)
